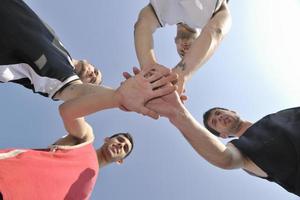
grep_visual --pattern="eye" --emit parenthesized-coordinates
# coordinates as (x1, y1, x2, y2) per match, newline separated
(117, 136, 125, 143)
(123, 144, 129, 153)
(94, 69, 99, 76)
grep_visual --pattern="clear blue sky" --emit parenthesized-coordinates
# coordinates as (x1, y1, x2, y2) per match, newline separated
(1, 0, 300, 199)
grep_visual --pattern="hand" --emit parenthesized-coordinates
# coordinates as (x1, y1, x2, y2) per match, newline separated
(147, 63, 171, 78)
(146, 91, 183, 119)
(117, 67, 178, 119)
(172, 67, 187, 96)
(124, 67, 188, 104)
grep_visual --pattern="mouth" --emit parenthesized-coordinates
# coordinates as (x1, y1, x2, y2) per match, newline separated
(110, 144, 120, 155)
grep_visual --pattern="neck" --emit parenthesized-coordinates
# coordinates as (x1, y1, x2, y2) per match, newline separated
(96, 148, 110, 169)
(235, 120, 253, 137)
(177, 23, 196, 33)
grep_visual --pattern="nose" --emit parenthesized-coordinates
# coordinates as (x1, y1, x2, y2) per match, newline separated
(217, 114, 224, 121)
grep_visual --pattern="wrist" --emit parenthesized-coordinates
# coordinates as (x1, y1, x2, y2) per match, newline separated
(169, 105, 188, 125)
(113, 88, 123, 108)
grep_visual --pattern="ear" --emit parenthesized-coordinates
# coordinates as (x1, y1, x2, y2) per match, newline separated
(104, 137, 110, 143)
(115, 159, 124, 165)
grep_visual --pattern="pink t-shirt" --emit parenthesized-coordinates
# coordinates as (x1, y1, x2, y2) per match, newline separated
(0, 143, 99, 200)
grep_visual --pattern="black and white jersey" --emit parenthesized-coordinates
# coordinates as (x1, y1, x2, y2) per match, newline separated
(0, 0, 79, 99)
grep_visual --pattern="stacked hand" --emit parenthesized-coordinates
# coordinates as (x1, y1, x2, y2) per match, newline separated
(145, 62, 188, 97)
(117, 67, 178, 119)
(121, 67, 186, 119)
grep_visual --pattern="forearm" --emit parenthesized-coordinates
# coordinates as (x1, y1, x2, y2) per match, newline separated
(61, 117, 94, 140)
(175, 28, 224, 80)
(59, 86, 119, 139)
(174, 2, 231, 80)
(59, 85, 119, 119)
(169, 107, 233, 169)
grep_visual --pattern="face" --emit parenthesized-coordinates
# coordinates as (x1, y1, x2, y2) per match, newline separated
(175, 25, 198, 58)
(73, 60, 102, 85)
(102, 135, 132, 163)
(207, 109, 241, 138)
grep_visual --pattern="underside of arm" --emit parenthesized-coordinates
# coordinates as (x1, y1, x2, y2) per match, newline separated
(134, 4, 161, 69)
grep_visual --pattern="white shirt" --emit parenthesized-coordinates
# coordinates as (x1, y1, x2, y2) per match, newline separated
(150, 0, 219, 29)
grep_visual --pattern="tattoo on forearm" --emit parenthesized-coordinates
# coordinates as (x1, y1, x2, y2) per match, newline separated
(175, 61, 186, 71)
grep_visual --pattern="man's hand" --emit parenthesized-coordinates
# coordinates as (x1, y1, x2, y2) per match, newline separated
(172, 66, 187, 96)
(117, 67, 178, 119)
(146, 91, 183, 119)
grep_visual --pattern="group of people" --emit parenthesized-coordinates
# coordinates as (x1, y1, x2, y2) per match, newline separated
(1, 0, 299, 199)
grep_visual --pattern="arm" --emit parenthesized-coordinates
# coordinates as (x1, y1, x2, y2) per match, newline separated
(58, 67, 177, 119)
(173, 2, 232, 93)
(134, 4, 163, 69)
(58, 68, 177, 140)
(58, 86, 116, 141)
(146, 92, 244, 169)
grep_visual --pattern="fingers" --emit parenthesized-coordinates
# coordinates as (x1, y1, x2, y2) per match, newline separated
(146, 70, 172, 83)
(150, 73, 178, 89)
(122, 67, 140, 80)
(180, 94, 188, 104)
(132, 67, 141, 75)
(156, 65, 172, 76)
(151, 84, 177, 98)
(122, 72, 132, 80)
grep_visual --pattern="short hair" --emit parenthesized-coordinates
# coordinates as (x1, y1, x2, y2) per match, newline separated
(109, 132, 134, 159)
(203, 107, 229, 137)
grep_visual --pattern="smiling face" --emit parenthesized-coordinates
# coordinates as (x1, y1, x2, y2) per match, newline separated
(101, 135, 133, 164)
(206, 109, 242, 138)
(73, 60, 102, 85)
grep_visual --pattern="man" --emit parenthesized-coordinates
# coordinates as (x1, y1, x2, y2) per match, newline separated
(0, 89, 135, 200)
(0, 0, 178, 118)
(146, 92, 300, 197)
(0, 0, 102, 100)
(134, 0, 232, 94)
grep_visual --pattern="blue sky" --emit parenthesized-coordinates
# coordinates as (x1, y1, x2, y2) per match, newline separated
(1, 0, 300, 199)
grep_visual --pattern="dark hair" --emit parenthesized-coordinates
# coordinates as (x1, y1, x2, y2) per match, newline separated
(203, 107, 229, 137)
(109, 132, 134, 159)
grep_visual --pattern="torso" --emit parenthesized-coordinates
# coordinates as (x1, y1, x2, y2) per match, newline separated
(0, 137, 98, 200)
(150, 0, 219, 28)
(226, 143, 268, 178)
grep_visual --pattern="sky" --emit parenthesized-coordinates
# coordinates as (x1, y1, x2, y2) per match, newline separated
(1, 0, 300, 199)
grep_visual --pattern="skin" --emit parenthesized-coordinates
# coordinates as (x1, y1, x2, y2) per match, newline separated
(55, 66, 178, 120)
(72, 59, 102, 85)
(54, 134, 132, 168)
(206, 109, 243, 138)
(134, 1, 232, 95)
(146, 92, 268, 177)
(97, 135, 132, 166)
(59, 67, 178, 140)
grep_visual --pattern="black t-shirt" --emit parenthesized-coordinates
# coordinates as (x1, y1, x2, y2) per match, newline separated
(231, 107, 300, 196)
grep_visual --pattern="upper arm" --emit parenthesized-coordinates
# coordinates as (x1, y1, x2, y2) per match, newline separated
(134, 4, 161, 33)
(54, 80, 83, 101)
(59, 103, 94, 141)
(203, 1, 232, 39)
(223, 143, 245, 169)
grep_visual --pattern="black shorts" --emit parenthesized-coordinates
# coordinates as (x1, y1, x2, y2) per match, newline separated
(0, 0, 79, 99)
